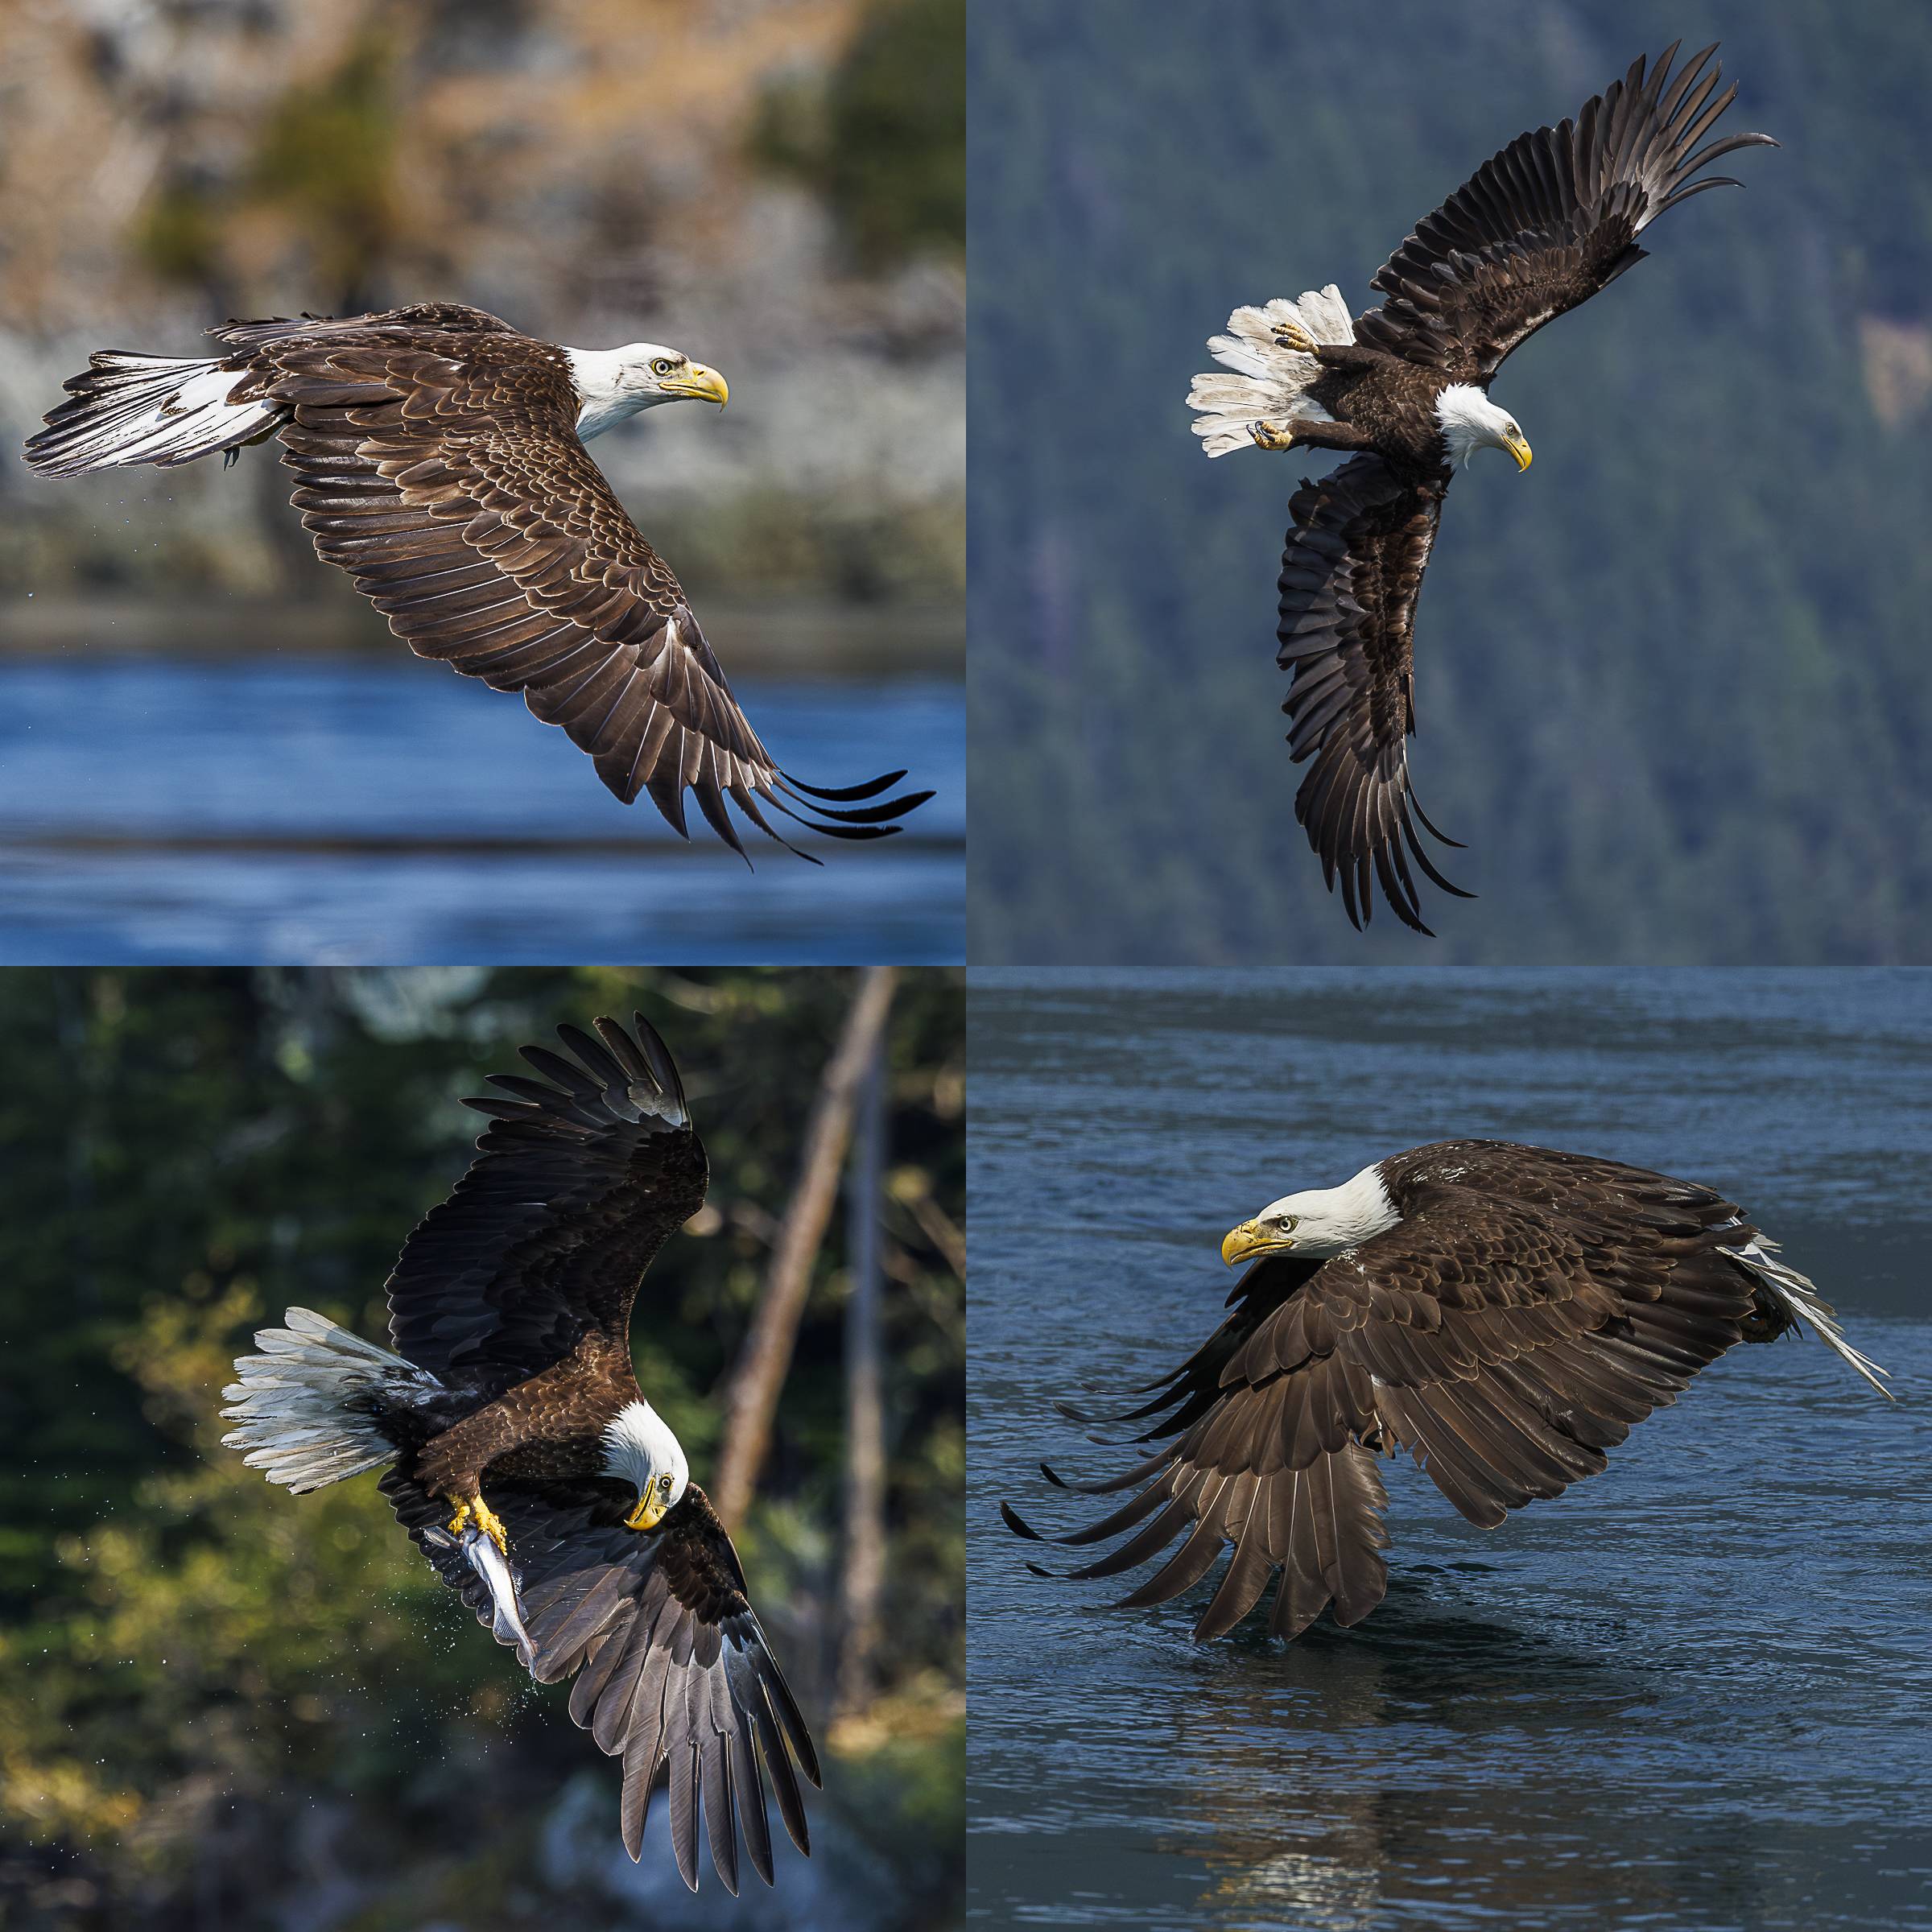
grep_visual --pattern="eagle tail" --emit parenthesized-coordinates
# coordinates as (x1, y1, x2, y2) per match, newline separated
(1722, 1239, 1894, 1399)
(221, 1307, 436, 1493)
(1188, 283, 1356, 457)
(23, 352, 282, 478)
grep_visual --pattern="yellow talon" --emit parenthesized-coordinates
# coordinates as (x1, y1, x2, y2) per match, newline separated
(471, 1496, 511, 1557)
(1250, 419, 1296, 452)
(448, 1496, 510, 1556)
(1272, 318, 1316, 353)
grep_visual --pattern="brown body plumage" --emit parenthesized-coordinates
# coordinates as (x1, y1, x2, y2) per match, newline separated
(1005, 1140, 1888, 1643)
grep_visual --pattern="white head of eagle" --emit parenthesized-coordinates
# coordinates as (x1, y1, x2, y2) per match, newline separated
(1435, 384, 1534, 472)
(1221, 1162, 1403, 1264)
(565, 343, 730, 441)
(602, 1398, 691, 1530)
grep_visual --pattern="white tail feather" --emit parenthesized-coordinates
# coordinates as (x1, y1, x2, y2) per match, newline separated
(221, 1307, 438, 1493)
(1187, 284, 1356, 457)
(25, 353, 283, 479)
(1725, 1239, 1894, 1399)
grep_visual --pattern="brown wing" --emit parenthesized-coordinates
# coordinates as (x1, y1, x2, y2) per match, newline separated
(1007, 1150, 1758, 1641)
(1357, 43, 1776, 378)
(263, 330, 924, 852)
(1276, 454, 1470, 934)
(382, 1476, 819, 1894)
(384, 1013, 706, 1399)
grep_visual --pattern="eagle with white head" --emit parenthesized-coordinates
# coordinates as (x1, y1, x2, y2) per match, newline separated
(219, 1013, 820, 1894)
(25, 303, 928, 853)
(1008, 1139, 1889, 1643)
(1186, 44, 1775, 934)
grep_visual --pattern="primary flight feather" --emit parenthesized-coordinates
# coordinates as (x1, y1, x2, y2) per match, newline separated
(1187, 44, 1775, 933)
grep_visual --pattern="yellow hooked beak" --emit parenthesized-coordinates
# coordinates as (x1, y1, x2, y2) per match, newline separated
(1505, 431, 1533, 473)
(624, 1493, 670, 1533)
(1221, 1218, 1291, 1267)
(661, 361, 729, 410)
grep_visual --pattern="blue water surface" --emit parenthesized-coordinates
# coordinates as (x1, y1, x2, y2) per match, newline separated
(0, 654, 964, 963)
(968, 970, 1932, 1932)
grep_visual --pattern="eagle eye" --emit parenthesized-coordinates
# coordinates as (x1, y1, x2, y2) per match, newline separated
(651, 357, 676, 376)
(658, 1472, 673, 1493)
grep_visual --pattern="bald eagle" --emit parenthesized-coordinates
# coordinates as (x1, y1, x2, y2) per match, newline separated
(24, 304, 929, 855)
(220, 1014, 819, 1893)
(1004, 1141, 1890, 1642)
(1186, 45, 1775, 932)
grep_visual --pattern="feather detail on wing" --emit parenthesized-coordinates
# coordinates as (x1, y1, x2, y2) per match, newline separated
(386, 1476, 819, 1894)
(264, 335, 925, 851)
(1357, 43, 1777, 377)
(1005, 1142, 1784, 1639)
(1276, 454, 1469, 934)
(384, 1013, 707, 1395)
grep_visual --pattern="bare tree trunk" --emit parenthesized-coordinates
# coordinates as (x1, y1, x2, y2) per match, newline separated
(711, 968, 898, 1529)
(836, 1030, 888, 1717)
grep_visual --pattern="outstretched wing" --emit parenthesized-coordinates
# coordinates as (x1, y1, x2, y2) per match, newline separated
(384, 1013, 706, 1398)
(384, 1475, 820, 1894)
(1358, 43, 1776, 378)
(1276, 454, 1469, 934)
(1004, 1252, 1391, 1642)
(264, 328, 926, 852)
(1007, 1162, 1759, 1641)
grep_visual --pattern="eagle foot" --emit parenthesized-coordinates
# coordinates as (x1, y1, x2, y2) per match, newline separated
(1271, 319, 1317, 353)
(1250, 419, 1297, 452)
(447, 1496, 511, 1558)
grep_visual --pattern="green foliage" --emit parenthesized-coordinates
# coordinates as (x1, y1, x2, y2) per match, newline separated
(968, 0, 1932, 963)
(753, 0, 966, 265)
(130, 30, 402, 304)
(249, 33, 401, 302)
(0, 968, 963, 1926)
(130, 178, 225, 287)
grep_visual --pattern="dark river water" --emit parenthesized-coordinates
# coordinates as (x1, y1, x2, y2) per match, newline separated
(0, 656, 963, 963)
(968, 970, 1932, 1932)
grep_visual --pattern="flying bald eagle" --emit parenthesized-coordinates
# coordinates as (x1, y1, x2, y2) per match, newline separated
(1005, 1141, 1890, 1642)
(24, 303, 928, 854)
(1186, 44, 1775, 932)
(220, 1013, 820, 1893)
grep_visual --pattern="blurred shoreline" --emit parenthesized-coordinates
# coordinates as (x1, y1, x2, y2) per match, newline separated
(0, 594, 963, 678)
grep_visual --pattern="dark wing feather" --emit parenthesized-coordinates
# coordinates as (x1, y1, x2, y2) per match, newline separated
(384, 1013, 706, 1396)
(1276, 454, 1469, 934)
(382, 1475, 818, 1894)
(1008, 1147, 1760, 1639)
(1358, 43, 1776, 377)
(262, 328, 926, 851)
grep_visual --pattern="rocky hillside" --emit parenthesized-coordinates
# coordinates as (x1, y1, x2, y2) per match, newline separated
(0, 0, 964, 609)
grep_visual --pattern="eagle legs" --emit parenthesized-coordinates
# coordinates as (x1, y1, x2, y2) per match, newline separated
(1249, 416, 1377, 455)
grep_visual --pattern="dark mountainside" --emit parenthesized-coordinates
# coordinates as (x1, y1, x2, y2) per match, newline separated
(968, 0, 1932, 963)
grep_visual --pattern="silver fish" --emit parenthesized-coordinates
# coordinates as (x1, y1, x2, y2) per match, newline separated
(426, 1523, 538, 1673)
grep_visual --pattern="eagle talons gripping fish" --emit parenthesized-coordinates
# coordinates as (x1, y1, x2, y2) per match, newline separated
(445, 1494, 511, 1557)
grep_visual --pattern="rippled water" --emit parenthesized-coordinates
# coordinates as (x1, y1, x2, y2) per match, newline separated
(0, 655, 963, 963)
(968, 970, 1932, 1931)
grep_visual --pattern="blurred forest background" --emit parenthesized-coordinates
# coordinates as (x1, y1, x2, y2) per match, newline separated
(0, 966, 964, 1931)
(968, 0, 1932, 963)
(1, 0, 965, 622)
